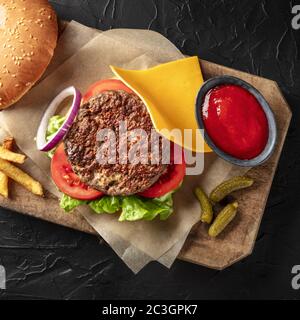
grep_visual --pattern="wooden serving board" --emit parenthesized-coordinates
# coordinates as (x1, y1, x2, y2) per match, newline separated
(0, 23, 291, 270)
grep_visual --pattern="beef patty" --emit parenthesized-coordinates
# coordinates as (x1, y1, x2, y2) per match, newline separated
(64, 90, 166, 195)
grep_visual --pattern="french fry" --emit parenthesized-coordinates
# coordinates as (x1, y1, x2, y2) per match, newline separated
(3, 137, 14, 150)
(0, 137, 14, 198)
(0, 158, 43, 196)
(0, 172, 8, 198)
(0, 146, 26, 164)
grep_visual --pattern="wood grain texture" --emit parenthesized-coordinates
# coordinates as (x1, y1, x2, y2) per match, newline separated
(0, 23, 291, 270)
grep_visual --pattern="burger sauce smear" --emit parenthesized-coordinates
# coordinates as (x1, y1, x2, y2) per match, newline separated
(202, 84, 268, 160)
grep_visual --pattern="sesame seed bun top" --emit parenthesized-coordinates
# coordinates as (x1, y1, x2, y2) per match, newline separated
(0, 0, 58, 110)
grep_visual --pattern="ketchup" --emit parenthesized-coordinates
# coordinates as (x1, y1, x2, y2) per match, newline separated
(202, 84, 268, 160)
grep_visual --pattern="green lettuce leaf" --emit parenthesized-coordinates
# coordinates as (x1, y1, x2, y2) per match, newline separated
(60, 192, 174, 221)
(45, 115, 66, 158)
(89, 196, 121, 214)
(60, 194, 86, 212)
(119, 193, 174, 221)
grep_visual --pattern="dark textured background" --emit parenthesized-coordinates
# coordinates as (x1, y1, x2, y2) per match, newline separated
(0, 0, 300, 300)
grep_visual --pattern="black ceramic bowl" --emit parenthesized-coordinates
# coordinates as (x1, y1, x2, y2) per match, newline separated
(195, 76, 277, 167)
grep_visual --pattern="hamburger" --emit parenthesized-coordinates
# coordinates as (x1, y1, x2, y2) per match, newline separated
(43, 79, 186, 221)
(64, 89, 167, 195)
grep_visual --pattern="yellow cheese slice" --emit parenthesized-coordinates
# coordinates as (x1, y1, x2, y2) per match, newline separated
(110, 56, 212, 153)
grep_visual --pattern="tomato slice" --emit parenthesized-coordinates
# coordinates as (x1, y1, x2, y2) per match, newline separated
(138, 145, 186, 198)
(82, 79, 133, 103)
(51, 144, 104, 200)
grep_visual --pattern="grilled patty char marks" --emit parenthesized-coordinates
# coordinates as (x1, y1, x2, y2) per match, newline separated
(64, 90, 166, 195)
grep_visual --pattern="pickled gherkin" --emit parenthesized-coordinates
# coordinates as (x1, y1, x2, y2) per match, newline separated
(194, 187, 213, 224)
(208, 201, 238, 237)
(209, 176, 254, 203)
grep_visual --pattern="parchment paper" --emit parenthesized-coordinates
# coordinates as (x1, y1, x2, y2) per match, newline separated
(0, 22, 249, 272)
(43, 21, 101, 79)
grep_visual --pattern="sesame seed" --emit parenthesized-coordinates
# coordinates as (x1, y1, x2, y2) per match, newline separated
(12, 74, 16, 78)
(15, 84, 20, 87)
(0, 83, 3, 88)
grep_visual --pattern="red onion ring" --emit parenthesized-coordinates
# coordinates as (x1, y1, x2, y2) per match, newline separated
(36, 86, 81, 152)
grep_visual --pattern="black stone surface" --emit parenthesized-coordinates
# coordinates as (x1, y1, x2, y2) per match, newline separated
(1, 0, 300, 299)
